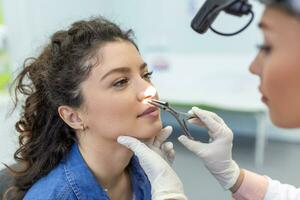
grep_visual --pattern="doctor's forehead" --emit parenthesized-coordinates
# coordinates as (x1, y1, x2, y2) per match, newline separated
(260, 7, 300, 32)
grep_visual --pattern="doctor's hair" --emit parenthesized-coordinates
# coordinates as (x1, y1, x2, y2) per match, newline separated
(262, 1, 300, 17)
(4, 16, 137, 200)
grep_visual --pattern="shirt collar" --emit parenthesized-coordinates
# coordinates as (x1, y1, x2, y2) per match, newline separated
(63, 143, 109, 199)
(63, 143, 151, 200)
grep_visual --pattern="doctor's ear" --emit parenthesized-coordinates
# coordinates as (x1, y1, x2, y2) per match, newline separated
(58, 105, 84, 130)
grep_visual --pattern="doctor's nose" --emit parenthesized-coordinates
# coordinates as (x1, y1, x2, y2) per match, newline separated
(249, 52, 263, 77)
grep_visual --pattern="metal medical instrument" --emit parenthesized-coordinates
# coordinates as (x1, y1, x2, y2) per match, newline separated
(147, 99, 196, 140)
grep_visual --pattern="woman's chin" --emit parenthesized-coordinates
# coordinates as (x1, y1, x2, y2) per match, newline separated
(133, 131, 159, 141)
(132, 123, 163, 140)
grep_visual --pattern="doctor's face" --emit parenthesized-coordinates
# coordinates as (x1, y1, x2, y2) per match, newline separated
(79, 40, 162, 141)
(249, 7, 300, 128)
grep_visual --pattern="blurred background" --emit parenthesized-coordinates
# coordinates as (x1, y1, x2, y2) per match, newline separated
(1, 0, 300, 199)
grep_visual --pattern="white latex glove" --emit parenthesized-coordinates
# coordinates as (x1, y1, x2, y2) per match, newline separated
(118, 135, 187, 200)
(144, 126, 175, 165)
(178, 107, 240, 190)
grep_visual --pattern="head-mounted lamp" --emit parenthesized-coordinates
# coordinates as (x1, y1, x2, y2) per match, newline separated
(191, 0, 300, 36)
(191, 0, 254, 36)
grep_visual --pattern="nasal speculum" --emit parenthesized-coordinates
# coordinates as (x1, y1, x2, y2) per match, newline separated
(147, 99, 195, 140)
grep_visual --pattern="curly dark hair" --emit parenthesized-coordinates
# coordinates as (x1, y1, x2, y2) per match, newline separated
(4, 16, 136, 200)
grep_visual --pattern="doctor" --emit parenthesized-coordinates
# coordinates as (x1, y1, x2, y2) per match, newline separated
(118, 0, 300, 199)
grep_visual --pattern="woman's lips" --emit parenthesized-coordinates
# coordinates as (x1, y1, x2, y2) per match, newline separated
(138, 107, 159, 118)
(261, 96, 269, 104)
(259, 87, 269, 104)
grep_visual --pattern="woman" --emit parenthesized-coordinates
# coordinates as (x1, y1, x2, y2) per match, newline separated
(4, 17, 177, 200)
(118, 0, 300, 199)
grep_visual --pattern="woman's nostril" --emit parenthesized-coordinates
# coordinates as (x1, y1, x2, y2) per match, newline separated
(143, 86, 156, 98)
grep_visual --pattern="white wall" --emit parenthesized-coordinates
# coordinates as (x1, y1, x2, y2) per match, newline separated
(2, 0, 265, 70)
(0, 95, 18, 166)
(1, 0, 300, 166)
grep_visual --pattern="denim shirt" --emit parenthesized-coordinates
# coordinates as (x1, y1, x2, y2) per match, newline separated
(24, 143, 152, 200)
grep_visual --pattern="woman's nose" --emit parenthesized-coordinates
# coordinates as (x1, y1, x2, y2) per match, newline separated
(137, 85, 157, 101)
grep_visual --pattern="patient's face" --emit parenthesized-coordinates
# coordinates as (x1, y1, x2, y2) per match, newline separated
(79, 40, 162, 141)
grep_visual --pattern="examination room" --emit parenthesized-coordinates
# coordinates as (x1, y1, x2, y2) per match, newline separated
(1, 0, 300, 199)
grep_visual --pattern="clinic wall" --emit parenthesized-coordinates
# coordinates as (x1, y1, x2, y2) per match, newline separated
(2, 0, 300, 166)
(2, 0, 265, 70)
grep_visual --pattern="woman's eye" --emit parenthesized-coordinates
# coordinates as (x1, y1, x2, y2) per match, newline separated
(256, 44, 272, 54)
(143, 71, 153, 81)
(113, 78, 129, 88)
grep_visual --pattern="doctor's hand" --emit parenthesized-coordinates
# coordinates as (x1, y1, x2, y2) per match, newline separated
(178, 107, 241, 190)
(118, 134, 187, 200)
(144, 126, 175, 165)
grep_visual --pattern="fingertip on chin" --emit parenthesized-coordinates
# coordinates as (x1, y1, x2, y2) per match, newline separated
(178, 135, 187, 141)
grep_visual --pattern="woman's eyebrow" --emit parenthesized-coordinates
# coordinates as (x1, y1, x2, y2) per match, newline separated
(100, 67, 130, 81)
(100, 62, 147, 81)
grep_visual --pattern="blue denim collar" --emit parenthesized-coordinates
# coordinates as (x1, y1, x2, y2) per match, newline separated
(128, 155, 152, 200)
(63, 143, 109, 199)
(63, 143, 151, 200)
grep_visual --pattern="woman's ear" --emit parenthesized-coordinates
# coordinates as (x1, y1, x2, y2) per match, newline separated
(58, 105, 84, 130)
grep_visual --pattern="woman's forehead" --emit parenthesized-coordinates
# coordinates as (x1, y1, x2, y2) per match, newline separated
(88, 41, 143, 76)
(97, 41, 140, 65)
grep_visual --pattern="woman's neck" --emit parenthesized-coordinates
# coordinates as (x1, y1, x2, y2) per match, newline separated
(78, 136, 133, 191)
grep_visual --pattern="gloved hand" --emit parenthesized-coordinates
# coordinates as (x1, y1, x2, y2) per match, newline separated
(118, 127, 187, 200)
(144, 126, 175, 165)
(178, 107, 240, 190)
